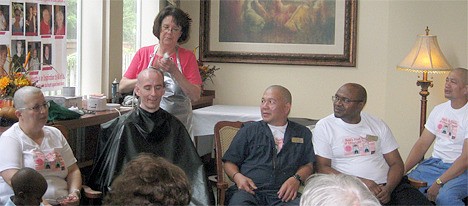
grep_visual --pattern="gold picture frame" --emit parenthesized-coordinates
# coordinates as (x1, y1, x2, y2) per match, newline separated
(199, 0, 358, 66)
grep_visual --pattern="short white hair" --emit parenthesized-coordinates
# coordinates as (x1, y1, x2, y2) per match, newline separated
(300, 174, 380, 206)
(13, 86, 42, 109)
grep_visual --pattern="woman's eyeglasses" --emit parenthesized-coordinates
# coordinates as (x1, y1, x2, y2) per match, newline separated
(18, 101, 50, 112)
(162, 25, 181, 33)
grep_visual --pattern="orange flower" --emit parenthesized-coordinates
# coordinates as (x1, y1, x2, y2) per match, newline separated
(0, 72, 36, 97)
(0, 76, 10, 90)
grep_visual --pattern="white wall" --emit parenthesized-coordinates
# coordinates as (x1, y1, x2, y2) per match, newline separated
(81, 0, 104, 95)
(182, 0, 468, 159)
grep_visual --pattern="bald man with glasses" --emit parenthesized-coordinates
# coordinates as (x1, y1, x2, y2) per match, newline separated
(313, 83, 431, 205)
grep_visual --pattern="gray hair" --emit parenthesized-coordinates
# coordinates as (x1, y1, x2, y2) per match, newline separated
(13, 86, 42, 109)
(300, 174, 380, 206)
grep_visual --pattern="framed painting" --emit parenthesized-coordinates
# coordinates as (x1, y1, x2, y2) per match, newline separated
(199, 0, 358, 66)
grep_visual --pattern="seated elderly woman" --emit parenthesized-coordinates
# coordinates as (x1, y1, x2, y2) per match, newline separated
(300, 173, 380, 206)
(103, 153, 191, 205)
(0, 86, 82, 205)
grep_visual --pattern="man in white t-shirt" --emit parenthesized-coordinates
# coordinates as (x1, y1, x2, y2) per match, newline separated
(313, 83, 430, 205)
(405, 68, 468, 205)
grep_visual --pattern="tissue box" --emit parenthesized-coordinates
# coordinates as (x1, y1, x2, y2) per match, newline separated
(46, 96, 83, 109)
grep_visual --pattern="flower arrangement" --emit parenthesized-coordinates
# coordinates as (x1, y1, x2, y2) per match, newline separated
(0, 46, 36, 99)
(194, 46, 220, 85)
(197, 60, 220, 85)
(0, 72, 34, 98)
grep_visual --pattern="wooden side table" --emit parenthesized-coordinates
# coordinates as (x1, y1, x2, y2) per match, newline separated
(192, 90, 215, 109)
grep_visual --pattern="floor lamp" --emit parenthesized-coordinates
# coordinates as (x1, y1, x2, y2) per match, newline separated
(396, 27, 452, 135)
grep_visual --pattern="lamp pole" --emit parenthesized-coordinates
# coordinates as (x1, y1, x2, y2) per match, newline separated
(416, 70, 433, 135)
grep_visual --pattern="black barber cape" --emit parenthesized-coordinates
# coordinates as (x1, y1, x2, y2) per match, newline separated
(87, 106, 212, 205)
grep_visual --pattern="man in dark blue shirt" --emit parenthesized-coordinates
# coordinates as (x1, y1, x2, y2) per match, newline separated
(222, 85, 315, 205)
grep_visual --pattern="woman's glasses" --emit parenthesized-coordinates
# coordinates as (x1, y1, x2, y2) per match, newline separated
(162, 25, 181, 33)
(18, 101, 50, 112)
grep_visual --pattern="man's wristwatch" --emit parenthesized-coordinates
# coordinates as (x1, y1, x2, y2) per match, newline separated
(293, 174, 303, 185)
(435, 178, 444, 186)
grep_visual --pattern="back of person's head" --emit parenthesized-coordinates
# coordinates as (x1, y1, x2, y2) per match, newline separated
(11, 167, 48, 206)
(300, 174, 380, 206)
(103, 153, 191, 206)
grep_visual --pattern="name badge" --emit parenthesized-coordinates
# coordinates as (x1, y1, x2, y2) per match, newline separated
(366, 135, 378, 141)
(291, 137, 304, 144)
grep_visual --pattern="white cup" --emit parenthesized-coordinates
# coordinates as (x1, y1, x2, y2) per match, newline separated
(62, 87, 76, 97)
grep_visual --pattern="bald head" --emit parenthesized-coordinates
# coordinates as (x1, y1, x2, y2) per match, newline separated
(452, 67, 467, 85)
(136, 68, 164, 87)
(341, 83, 367, 104)
(13, 86, 43, 109)
(266, 85, 292, 104)
(135, 68, 166, 113)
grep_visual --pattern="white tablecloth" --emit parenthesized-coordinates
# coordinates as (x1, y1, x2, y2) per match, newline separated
(192, 105, 262, 156)
(192, 105, 318, 156)
(192, 105, 262, 136)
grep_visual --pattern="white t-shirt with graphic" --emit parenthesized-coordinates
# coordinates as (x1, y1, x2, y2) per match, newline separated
(313, 112, 399, 184)
(0, 123, 77, 205)
(425, 101, 468, 163)
(268, 123, 288, 153)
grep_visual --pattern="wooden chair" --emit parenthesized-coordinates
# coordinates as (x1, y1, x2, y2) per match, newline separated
(408, 177, 427, 188)
(52, 124, 102, 204)
(213, 121, 244, 206)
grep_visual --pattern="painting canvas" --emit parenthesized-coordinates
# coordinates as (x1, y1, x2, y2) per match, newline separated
(200, 0, 357, 66)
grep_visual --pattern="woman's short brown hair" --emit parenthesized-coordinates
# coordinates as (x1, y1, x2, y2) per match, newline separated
(152, 6, 191, 44)
(103, 153, 191, 205)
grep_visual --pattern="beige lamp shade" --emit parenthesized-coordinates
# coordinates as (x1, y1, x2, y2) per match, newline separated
(397, 32, 452, 73)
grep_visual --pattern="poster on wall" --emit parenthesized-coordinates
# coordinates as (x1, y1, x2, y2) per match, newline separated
(0, 0, 66, 92)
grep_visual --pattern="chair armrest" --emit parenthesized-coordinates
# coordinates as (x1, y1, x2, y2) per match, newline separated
(82, 185, 102, 199)
(217, 181, 229, 190)
(408, 177, 428, 188)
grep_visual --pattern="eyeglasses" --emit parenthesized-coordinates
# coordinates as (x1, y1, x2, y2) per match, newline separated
(162, 25, 181, 33)
(18, 101, 50, 112)
(332, 96, 363, 104)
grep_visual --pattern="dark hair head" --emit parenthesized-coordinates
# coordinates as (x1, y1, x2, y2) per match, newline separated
(11, 167, 48, 202)
(152, 6, 191, 43)
(103, 153, 191, 205)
